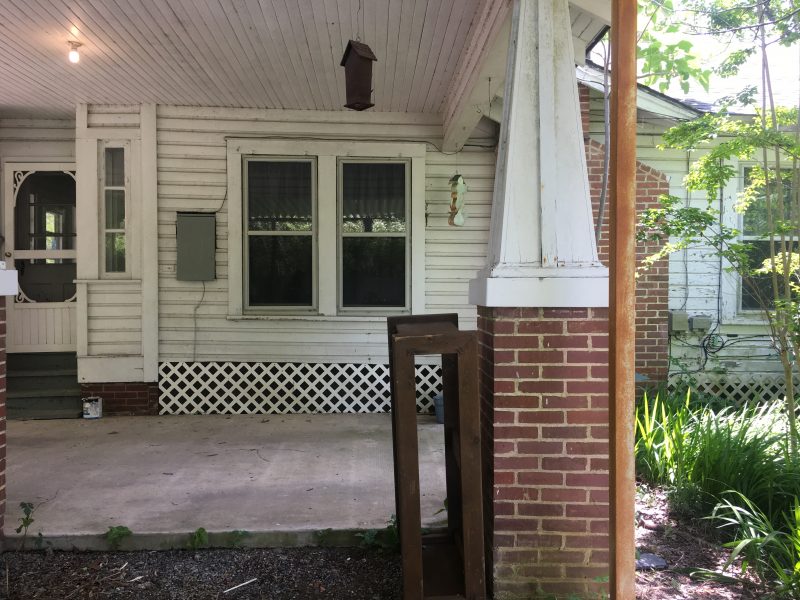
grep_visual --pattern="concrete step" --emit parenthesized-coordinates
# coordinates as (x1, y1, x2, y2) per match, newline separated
(7, 353, 81, 419)
(8, 372, 79, 393)
(7, 396, 83, 420)
(8, 352, 77, 372)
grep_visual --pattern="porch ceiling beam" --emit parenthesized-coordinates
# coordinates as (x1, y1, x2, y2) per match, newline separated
(570, 0, 612, 24)
(442, 0, 512, 153)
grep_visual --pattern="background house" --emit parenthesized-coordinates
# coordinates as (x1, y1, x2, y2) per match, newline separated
(0, 1, 630, 597)
(581, 42, 800, 403)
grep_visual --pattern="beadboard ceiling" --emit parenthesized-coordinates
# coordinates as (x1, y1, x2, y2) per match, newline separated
(0, 0, 607, 119)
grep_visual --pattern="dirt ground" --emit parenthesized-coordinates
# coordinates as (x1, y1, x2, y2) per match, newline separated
(635, 486, 765, 600)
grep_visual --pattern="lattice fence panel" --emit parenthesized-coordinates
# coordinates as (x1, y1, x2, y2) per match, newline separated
(668, 373, 795, 405)
(159, 362, 441, 415)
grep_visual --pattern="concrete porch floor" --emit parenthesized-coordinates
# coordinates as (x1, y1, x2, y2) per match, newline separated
(5, 414, 447, 549)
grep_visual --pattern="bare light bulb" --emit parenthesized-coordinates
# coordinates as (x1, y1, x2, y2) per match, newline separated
(67, 41, 82, 64)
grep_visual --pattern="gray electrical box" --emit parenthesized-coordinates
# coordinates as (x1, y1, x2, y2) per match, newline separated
(668, 310, 689, 332)
(690, 315, 713, 331)
(176, 213, 215, 281)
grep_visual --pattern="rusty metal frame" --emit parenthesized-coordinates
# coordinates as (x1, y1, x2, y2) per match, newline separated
(387, 314, 486, 600)
(609, 0, 638, 598)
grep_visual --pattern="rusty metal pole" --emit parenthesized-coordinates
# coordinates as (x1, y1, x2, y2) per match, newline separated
(609, 0, 638, 598)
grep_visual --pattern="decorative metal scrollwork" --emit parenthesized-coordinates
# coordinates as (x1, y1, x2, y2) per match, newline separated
(14, 288, 76, 304)
(15, 288, 37, 304)
(12, 171, 31, 197)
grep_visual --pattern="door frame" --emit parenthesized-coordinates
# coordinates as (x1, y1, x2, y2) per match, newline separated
(3, 161, 78, 353)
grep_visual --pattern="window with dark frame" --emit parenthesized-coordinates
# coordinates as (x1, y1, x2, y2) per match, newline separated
(245, 158, 315, 308)
(740, 167, 795, 311)
(103, 147, 126, 273)
(339, 161, 409, 310)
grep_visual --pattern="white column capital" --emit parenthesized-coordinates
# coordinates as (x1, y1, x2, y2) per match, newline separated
(470, 0, 608, 308)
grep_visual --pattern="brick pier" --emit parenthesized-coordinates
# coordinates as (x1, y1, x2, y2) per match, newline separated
(479, 306, 609, 599)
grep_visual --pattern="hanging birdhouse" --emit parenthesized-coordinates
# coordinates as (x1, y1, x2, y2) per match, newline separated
(340, 40, 377, 111)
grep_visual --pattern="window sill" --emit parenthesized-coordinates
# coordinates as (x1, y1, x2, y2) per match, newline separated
(227, 314, 391, 322)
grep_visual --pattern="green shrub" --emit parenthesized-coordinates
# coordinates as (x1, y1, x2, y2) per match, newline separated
(635, 391, 800, 522)
(712, 492, 800, 596)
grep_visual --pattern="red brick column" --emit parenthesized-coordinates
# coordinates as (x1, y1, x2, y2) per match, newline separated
(479, 306, 609, 599)
(580, 84, 670, 384)
(80, 382, 159, 416)
(0, 297, 6, 533)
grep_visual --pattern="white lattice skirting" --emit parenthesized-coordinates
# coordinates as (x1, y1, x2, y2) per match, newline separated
(669, 372, 794, 404)
(158, 362, 442, 415)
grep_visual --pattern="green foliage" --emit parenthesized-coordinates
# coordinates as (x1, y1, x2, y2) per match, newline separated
(228, 530, 249, 547)
(15, 502, 37, 551)
(105, 525, 132, 551)
(356, 515, 401, 554)
(637, 0, 711, 93)
(14, 502, 35, 536)
(187, 527, 209, 551)
(635, 392, 799, 521)
(712, 493, 800, 596)
(313, 528, 334, 546)
(636, 390, 800, 591)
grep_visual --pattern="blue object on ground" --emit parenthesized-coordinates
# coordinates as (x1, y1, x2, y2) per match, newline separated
(433, 393, 444, 424)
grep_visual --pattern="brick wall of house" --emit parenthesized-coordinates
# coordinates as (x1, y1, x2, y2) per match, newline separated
(580, 84, 670, 384)
(479, 306, 609, 599)
(80, 383, 159, 416)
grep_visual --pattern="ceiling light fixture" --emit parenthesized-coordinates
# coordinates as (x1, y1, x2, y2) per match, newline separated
(67, 41, 82, 64)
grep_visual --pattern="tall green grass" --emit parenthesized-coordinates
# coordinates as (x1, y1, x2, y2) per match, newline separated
(635, 391, 800, 595)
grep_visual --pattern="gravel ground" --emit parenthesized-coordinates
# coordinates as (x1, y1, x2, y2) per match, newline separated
(0, 489, 771, 600)
(0, 547, 402, 599)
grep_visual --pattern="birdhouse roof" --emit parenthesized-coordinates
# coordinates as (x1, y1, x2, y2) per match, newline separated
(340, 40, 378, 66)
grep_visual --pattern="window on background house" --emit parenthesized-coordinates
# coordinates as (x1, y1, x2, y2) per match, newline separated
(244, 158, 316, 309)
(339, 160, 409, 310)
(740, 167, 795, 311)
(102, 147, 127, 273)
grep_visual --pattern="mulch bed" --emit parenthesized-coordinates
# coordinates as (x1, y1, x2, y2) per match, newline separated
(0, 547, 402, 599)
(635, 486, 766, 600)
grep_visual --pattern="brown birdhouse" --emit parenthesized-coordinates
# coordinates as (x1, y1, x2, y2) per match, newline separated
(340, 40, 377, 111)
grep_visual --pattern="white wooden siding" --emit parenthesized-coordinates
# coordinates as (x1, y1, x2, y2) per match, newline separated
(588, 92, 783, 376)
(86, 281, 142, 356)
(81, 104, 145, 359)
(155, 105, 494, 363)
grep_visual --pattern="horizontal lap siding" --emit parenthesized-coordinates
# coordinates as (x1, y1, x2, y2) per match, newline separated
(85, 106, 144, 358)
(86, 283, 142, 357)
(156, 107, 493, 363)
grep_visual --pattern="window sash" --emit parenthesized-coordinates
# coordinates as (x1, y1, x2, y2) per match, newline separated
(739, 166, 798, 312)
(101, 145, 127, 275)
(337, 158, 411, 312)
(243, 157, 317, 311)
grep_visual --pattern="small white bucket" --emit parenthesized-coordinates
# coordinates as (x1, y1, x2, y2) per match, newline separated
(82, 396, 103, 419)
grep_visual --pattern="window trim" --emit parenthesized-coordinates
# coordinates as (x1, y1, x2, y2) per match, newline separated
(226, 139, 426, 318)
(337, 157, 412, 315)
(100, 142, 130, 278)
(242, 156, 318, 313)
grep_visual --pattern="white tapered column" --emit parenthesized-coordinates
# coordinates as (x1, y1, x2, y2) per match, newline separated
(469, 0, 608, 308)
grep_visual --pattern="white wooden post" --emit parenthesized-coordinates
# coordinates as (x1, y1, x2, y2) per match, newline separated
(469, 0, 608, 308)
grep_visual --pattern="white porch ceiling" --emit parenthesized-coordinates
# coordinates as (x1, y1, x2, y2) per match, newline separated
(0, 1, 608, 120)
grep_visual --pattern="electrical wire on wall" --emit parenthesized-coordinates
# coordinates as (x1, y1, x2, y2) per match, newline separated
(192, 281, 206, 363)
